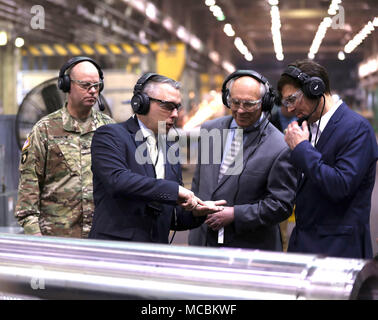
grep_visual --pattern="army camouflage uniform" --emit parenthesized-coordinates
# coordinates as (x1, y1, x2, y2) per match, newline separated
(15, 105, 114, 238)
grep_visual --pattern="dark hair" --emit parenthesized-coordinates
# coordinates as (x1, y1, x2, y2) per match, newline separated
(277, 59, 331, 100)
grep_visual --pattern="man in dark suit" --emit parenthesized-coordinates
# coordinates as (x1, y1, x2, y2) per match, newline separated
(188, 70, 297, 250)
(278, 59, 378, 258)
(89, 73, 224, 243)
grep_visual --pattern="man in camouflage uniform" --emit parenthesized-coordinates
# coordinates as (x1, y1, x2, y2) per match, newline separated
(15, 58, 114, 237)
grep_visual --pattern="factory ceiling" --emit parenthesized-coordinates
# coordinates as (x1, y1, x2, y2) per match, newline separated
(0, 0, 377, 85)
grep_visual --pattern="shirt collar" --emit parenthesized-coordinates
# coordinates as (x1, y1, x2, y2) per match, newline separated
(137, 117, 155, 139)
(312, 99, 343, 132)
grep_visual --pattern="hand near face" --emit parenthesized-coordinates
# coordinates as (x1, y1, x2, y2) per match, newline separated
(284, 120, 310, 150)
(205, 206, 234, 231)
(192, 200, 227, 217)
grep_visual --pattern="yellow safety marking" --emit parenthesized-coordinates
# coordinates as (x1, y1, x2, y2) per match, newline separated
(94, 43, 108, 55)
(81, 44, 95, 55)
(29, 45, 41, 56)
(40, 44, 55, 56)
(136, 43, 149, 54)
(54, 44, 68, 56)
(121, 43, 134, 54)
(108, 44, 122, 55)
(67, 44, 82, 55)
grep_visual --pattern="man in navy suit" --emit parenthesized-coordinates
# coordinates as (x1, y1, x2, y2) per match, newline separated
(278, 59, 378, 258)
(89, 73, 224, 243)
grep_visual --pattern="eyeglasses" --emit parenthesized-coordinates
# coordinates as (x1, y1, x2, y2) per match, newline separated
(149, 97, 182, 112)
(229, 97, 262, 111)
(281, 89, 303, 108)
(71, 79, 102, 91)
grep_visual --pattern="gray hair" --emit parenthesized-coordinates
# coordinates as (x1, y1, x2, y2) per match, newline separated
(143, 75, 181, 96)
(227, 76, 267, 99)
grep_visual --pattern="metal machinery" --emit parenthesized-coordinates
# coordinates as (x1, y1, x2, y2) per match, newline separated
(0, 233, 376, 300)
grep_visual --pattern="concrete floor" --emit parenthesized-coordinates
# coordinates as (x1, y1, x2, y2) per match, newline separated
(173, 164, 378, 257)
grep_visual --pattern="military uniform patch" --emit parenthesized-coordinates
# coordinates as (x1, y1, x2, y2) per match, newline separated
(22, 137, 31, 151)
(21, 151, 28, 164)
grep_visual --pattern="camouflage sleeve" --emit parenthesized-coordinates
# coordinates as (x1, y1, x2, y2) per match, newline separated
(15, 123, 47, 235)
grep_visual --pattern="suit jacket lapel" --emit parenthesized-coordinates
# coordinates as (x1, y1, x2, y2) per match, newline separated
(296, 104, 346, 193)
(125, 116, 156, 177)
(313, 103, 345, 152)
(213, 117, 268, 193)
(209, 116, 232, 195)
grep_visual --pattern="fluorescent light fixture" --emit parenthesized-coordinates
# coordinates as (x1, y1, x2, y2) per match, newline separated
(268, 0, 279, 5)
(223, 23, 235, 37)
(244, 52, 253, 61)
(15, 37, 24, 48)
(132, 0, 145, 13)
(145, 3, 158, 21)
(270, 4, 284, 61)
(209, 51, 220, 64)
(338, 51, 345, 60)
(344, 20, 375, 54)
(205, 0, 216, 6)
(190, 36, 202, 51)
(176, 26, 189, 42)
(162, 17, 173, 31)
(308, 17, 333, 58)
(222, 61, 236, 73)
(328, 0, 342, 15)
(373, 17, 378, 27)
(0, 31, 7, 46)
(359, 57, 378, 78)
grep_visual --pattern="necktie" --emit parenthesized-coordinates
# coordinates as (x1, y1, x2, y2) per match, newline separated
(146, 134, 164, 179)
(146, 135, 158, 165)
(217, 127, 243, 244)
(218, 128, 243, 182)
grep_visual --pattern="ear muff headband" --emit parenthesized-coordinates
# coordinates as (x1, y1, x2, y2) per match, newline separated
(282, 65, 325, 99)
(221, 70, 277, 112)
(131, 72, 158, 115)
(58, 56, 104, 93)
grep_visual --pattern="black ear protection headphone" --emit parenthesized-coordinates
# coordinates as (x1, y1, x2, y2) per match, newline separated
(131, 72, 158, 115)
(58, 56, 104, 93)
(221, 70, 277, 113)
(282, 65, 325, 99)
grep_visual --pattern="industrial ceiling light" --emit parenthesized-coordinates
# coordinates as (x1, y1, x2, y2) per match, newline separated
(308, 17, 332, 59)
(162, 17, 173, 31)
(344, 20, 375, 54)
(222, 61, 236, 73)
(15, 37, 24, 48)
(145, 3, 158, 22)
(268, 0, 279, 5)
(338, 51, 345, 60)
(328, 0, 342, 16)
(223, 23, 235, 37)
(269, 2, 284, 61)
(209, 51, 220, 64)
(0, 31, 7, 46)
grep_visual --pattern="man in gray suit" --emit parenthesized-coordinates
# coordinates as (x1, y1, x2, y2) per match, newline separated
(188, 70, 297, 250)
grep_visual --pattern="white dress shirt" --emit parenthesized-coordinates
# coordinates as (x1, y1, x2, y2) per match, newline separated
(310, 99, 343, 147)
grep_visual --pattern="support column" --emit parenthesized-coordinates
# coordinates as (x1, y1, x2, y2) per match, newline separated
(0, 39, 20, 115)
